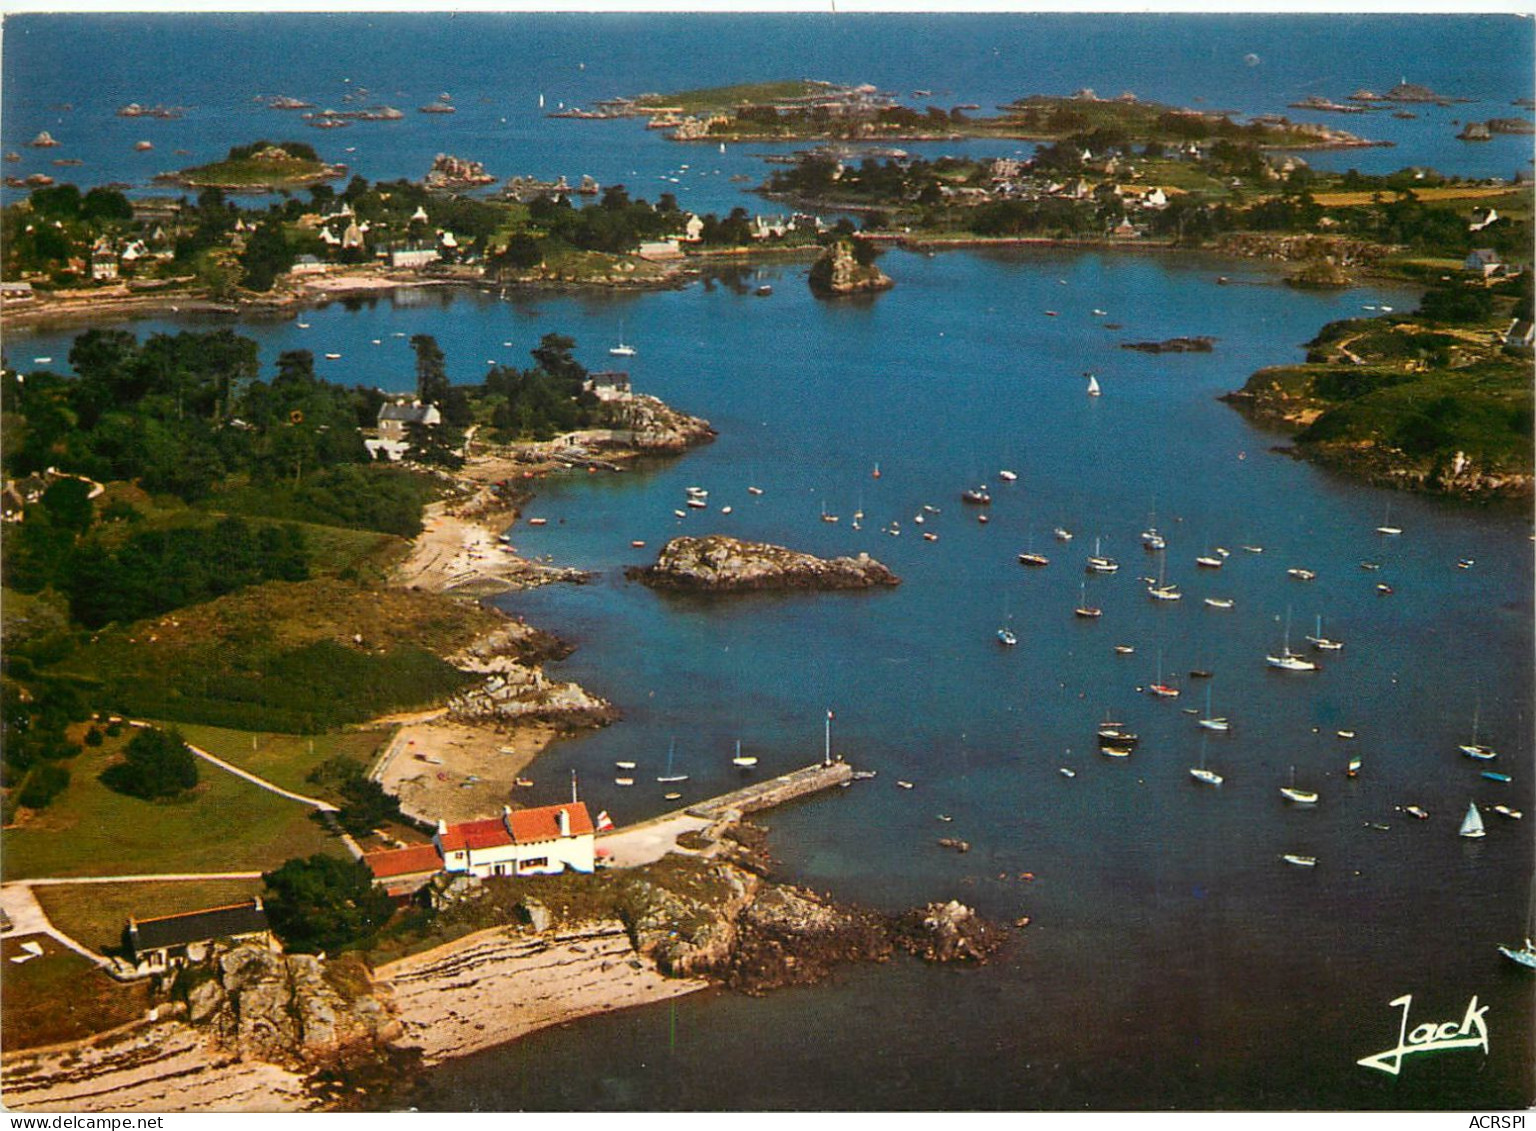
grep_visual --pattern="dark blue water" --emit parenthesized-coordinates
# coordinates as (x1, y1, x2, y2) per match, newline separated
(3, 13, 1533, 210)
(4, 15, 1533, 1112)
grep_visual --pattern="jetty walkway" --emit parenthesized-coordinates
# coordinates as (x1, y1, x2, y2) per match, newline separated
(598, 760, 854, 868)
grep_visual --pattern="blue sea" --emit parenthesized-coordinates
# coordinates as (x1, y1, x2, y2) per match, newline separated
(4, 13, 1534, 1113)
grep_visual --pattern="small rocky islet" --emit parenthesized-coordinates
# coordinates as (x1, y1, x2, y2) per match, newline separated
(625, 534, 901, 592)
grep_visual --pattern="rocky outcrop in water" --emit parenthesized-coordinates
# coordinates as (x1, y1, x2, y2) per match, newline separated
(808, 238, 894, 296)
(627, 535, 900, 592)
(424, 153, 495, 190)
(894, 899, 1011, 963)
(1121, 336, 1215, 353)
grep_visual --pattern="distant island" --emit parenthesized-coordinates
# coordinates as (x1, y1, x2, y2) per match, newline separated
(155, 140, 346, 190)
(583, 80, 1386, 150)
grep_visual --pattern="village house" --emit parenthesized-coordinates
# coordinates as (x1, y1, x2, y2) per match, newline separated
(122, 899, 274, 976)
(636, 238, 683, 260)
(361, 843, 443, 899)
(1505, 318, 1535, 348)
(90, 240, 119, 281)
(0, 279, 35, 302)
(389, 245, 440, 269)
(585, 369, 631, 400)
(377, 400, 440, 441)
(1465, 248, 1507, 279)
(289, 253, 327, 277)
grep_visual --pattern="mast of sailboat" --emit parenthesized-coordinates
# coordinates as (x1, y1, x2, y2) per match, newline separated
(824, 709, 833, 766)
(571, 768, 579, 803)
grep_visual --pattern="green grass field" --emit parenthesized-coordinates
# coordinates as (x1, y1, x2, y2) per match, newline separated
(2, 731, 347, 881)
(171, 722, 393, 798)
(0, 935, 151, 1050)
(33, 878, 266, 955)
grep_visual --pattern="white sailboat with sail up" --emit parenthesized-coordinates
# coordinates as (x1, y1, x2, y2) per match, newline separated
(1086, 373, 1101, 397)
(1086, 537, 1119, 574)
(1459, 801, 1486, 839)
(1147, 551, 1181, 601)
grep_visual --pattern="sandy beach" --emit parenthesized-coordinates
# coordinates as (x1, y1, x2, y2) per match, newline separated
(0, 1020, 315, 1113)
(377, 921, 711, 1065)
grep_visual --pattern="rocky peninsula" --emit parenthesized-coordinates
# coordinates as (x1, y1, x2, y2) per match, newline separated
(1, 830, 1012, 1112)
(626, 535, 901, 592)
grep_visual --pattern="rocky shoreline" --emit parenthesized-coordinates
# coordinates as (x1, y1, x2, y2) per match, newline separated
(1, 828, 1015, 1113)
(625, 535, 901, 592)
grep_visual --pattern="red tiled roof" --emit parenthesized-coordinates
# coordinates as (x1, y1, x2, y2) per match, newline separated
(364, 844, 443, 879)
(436, 817, 512, 853)
(507, 802, 594, 843)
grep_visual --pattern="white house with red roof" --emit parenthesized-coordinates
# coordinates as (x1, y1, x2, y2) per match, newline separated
(364, 801, 597, 891)
(435, 802, 596, 877)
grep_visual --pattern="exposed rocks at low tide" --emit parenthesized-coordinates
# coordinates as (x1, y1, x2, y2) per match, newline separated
(626, 534, 900, 592)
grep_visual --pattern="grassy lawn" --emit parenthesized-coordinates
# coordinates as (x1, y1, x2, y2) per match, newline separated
(0, 934, 151, 1051)
(54, 578, 488, 734)
(33, 878, 265, 955)
(170, 722, 394, 798)
(2, 731, 347, 881)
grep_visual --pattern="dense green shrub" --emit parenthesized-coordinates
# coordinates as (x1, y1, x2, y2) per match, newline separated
(263, 855, 395, 953)
(100, 725, 199, 800)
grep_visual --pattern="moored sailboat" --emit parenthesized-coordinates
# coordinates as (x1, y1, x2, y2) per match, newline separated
(732, 739, 758, 769)
(1267, 609, 1318, 672)
(1197, 685, 1228, 731)
(1280, 765, 1318, 804)
(1458, 701, 1498, 760)
(1306, 614, 1343, 651)
(1189, 736, 1223, 785)
(1086, 537, 1119, 574)
(656, 739, 689, 784)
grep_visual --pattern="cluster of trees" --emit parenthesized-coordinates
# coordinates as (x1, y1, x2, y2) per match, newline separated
(262, 854, 395, 953)
(477, 331, 608, 441)
(10, 514, 310, 630)
(306, 756, 403, 837)
(499, 186, 681, 259)
(4, 329, 384, 505)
